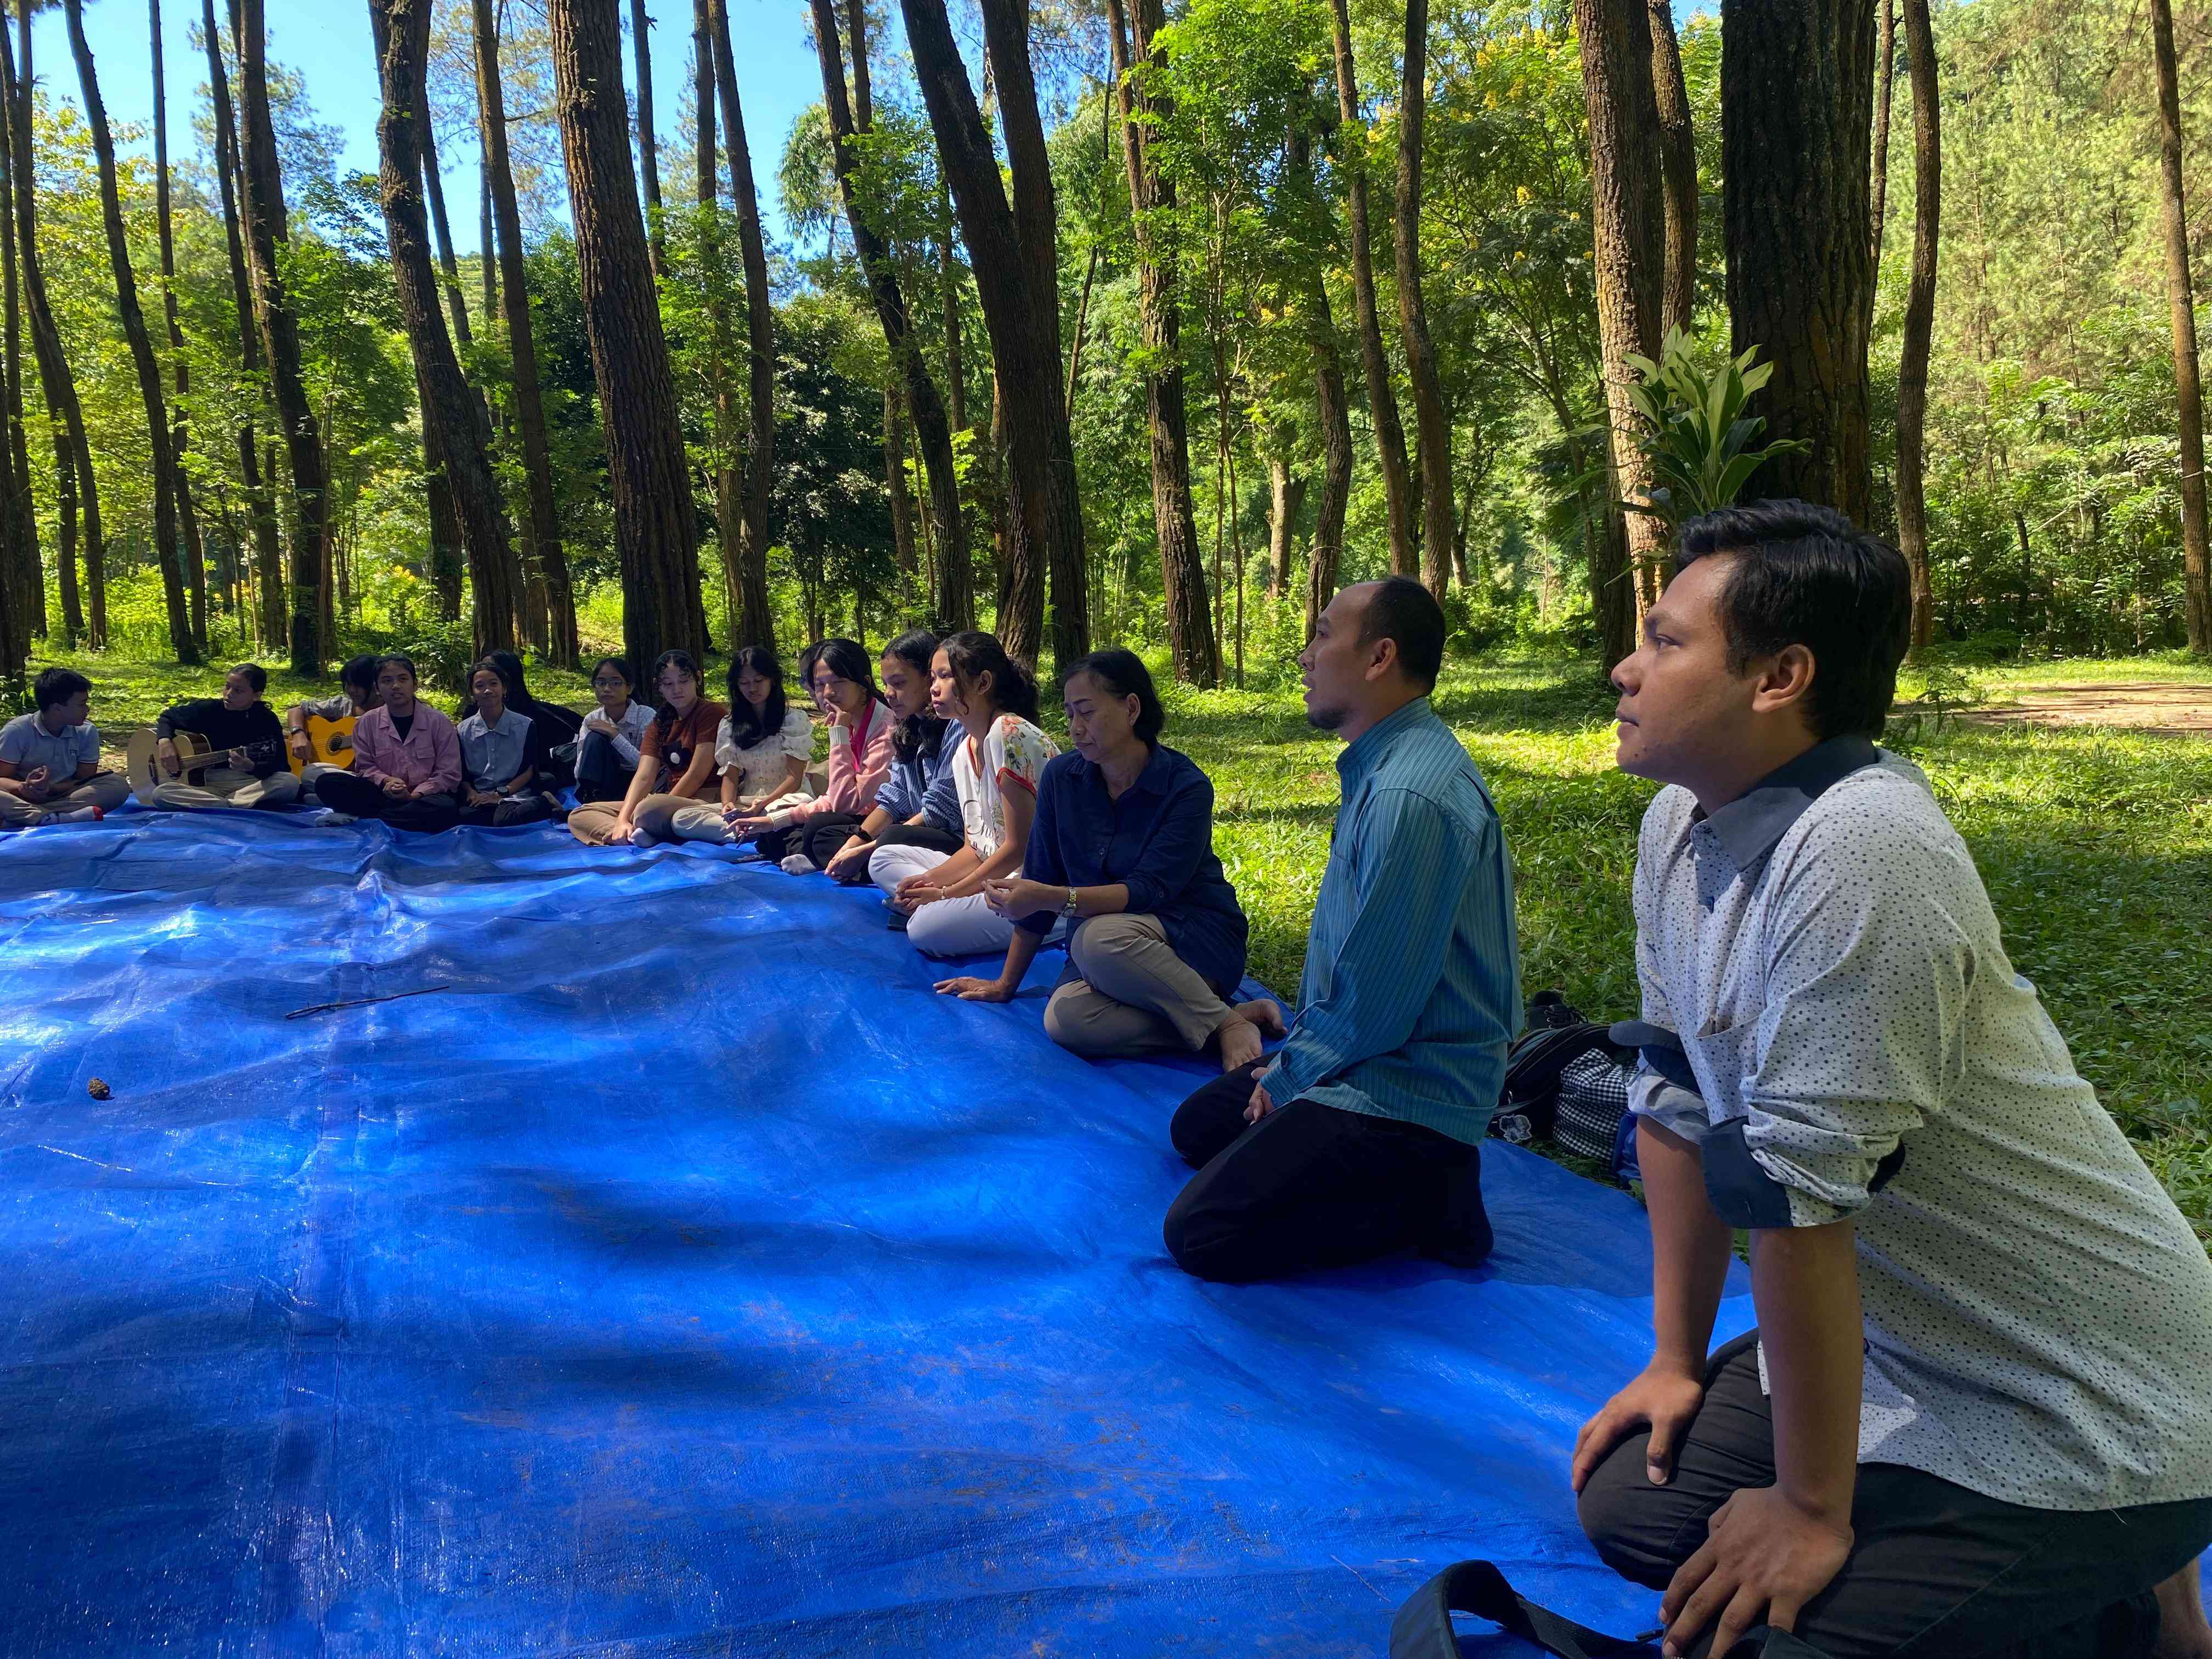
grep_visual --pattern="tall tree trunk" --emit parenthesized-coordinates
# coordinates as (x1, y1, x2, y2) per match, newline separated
(549, 0, 708, 672)
(692, 0, 714, 202)
(0, 19, 33, 647)
(708, 0, 776, 658)
(238, 0, 330, 671)
(1895, 0, 1938, 652)
(1871, 0, 1894, 269)
(477, 0, 578, 664)
(419, 107, 476, 357)
(13, 9, 104, 648)
(479, 147, 496, 321)
(1395, 0, 1452, 597)
(150, 0, 209, 652)
(1266, 456, 1303, 604)
(940, 189, 966, 434)
(424, 420, 464, 616)
(1722, 0, 1877, 522)
(204, 0, 284, 651)
(1105, 0, 1215, 686)
(809, 0, 970, 632)
(66, 0, 197, 664)
(629, 0, 664, 279)
(884, 383, 916, 583)
(374, 0, 518, 658)
(2153, 0, 2212, 653)
(1576, 0, 1666, 665)
(690, 0, 743, 647)
(1328, 0, 1414, 580)
(51, 431, 79, 645)
(1647, 0, 1698, 338)
(1289, 137, 1353, 644)
(902, 0, 1087, 672)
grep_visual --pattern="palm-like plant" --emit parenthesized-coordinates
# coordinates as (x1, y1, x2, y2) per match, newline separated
(1623, 328, 1809, 528)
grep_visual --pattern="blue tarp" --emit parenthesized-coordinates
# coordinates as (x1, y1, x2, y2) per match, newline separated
(0, 810, 1757, 1657)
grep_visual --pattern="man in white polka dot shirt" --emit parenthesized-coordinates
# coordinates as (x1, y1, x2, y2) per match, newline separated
(1571, 501, 2212, 1659)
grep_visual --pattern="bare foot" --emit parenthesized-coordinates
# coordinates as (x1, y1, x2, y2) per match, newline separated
(2153, 1566, 2212, 1659)
(1233, 997, 1288, 1039)
(1216, 1016, 1263, 1072)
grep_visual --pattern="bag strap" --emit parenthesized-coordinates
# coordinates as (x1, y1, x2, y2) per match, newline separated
(1389, 1560, 1649, 1659)
(1389, 1560, 1835, 1659)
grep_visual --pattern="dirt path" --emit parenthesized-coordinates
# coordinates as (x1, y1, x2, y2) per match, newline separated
(1964, 682, 2212, 737)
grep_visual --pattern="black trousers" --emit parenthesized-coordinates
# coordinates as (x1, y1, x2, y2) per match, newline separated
(755, 812, 870, 869)
(1578, 1331, 2212, 1659)
(832, 819, 966, 883)
(313, 771, 461, 833)
(570, 732, 629, 803)
(455, 793, 552, 828)
(1161, 1058, 1491, 1283)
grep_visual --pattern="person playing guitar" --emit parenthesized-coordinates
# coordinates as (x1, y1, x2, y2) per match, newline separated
(284, 653, 379, 786)
(143, 664, 302, 811)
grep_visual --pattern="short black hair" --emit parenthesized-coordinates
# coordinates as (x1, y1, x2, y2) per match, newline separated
(1065, 648, 1165, 746)
(229, 663, 268, 696)
(339, 653, 381, 695)
(1355, 577, 1446, 692)
(376, 654, 419, 684)
(588, 655, 634, 689)
(1675, 499, 1912, 741)
(33, 667, 89, 713)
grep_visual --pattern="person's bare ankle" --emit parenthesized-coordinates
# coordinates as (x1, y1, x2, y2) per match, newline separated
(1232, 997, 1286, 1038)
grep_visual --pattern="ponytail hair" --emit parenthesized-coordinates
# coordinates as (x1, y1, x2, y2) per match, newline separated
(939, 630, 1037, 725)
(883, 628, 947, 764)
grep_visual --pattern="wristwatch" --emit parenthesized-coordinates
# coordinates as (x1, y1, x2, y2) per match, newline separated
(1061, 887, 1080, 917)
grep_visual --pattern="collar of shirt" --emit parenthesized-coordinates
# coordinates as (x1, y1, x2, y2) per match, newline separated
(1690, 734, 1880, 869)
(1334, 696, 1436, 791)
(469, 707, 528, 737)
(1071, 742, 1178, 802)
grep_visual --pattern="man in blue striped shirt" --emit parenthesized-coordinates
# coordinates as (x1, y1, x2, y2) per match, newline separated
(1162, 577, 1522, 1282)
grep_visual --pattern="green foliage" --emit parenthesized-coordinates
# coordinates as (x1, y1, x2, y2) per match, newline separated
(1621, 328, 1808, 528)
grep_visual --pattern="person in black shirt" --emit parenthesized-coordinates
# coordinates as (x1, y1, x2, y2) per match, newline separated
(149, 664, 302, 811)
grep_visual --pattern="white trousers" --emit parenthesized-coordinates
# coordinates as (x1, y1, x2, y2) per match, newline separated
(866, 841, 1065, 959)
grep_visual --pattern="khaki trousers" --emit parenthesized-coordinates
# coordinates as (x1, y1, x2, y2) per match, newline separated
(152, 767, 304, 811)
(1042, 912, 1236, 1058)
(570, 791, 710, 846)
(0, 771, 131, 826)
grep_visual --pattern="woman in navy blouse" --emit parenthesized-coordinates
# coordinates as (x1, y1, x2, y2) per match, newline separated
(934, 650, 1283, 1068)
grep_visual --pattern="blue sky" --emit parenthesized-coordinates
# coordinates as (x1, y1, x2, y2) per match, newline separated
(33, 0, 827, 251)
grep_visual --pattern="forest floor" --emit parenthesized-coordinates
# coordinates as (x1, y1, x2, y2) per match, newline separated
(21, 645, 2212, 1243)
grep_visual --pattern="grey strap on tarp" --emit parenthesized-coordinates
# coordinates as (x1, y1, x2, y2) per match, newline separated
(1389, 1559, 1833, 1659)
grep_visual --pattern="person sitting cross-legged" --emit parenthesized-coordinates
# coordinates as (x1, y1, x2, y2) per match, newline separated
(566, 650, 725, 848)
(723, 638, 896, 872)
(453, 657, 553, 827)
(633, 646, 812, 848)
(822, 630, 967, 884)
(1571, 501, 2212, 1659)
(0, 668, 130, 827)
(1160, 577, 1521, 1284)
(934, 648, 1282, 1067)
(311, 654, 464, 832)
(147, 662, 302, 811)
(283, 653, 379, 791)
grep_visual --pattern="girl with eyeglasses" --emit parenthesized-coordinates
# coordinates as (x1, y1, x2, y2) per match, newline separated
(567, 650, 726, 847)
(571, 657, 654, 804)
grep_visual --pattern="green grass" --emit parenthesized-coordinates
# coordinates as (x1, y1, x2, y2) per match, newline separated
(23, 642, 2212, 1242)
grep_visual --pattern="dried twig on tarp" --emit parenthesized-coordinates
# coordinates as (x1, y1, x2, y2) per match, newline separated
(285, 984, 453, 1021)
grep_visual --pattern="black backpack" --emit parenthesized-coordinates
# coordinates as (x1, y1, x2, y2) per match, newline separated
(1390, 1559, 1834, 1658)
(1492, 992, 1640, 1180)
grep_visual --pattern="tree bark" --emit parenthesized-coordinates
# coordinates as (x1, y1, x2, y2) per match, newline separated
(811, 0, 969, 633)
(1896, 0, 1938, 652)
(629, 0, 664, 279)
(203, 0, 283, 651)
(689, 0, 742, 647)
(1575, 0, 1666, 665)
(66, 0, 197, 664)
(374, 0, 518, 658)
(0, 18, 33, 648)
(1647, 0, 1698, 338)
(1395, 0, 1452, 597)
(1266, 456, 1303, 604)
(902, 0, 1087, 672)
(708, 0, 776, 658)
(150, 0, 208, 652)
(477, 0, 578, 664)
(13, 10, 104, 648)
(1721, 0, 1877, 523)
(1871, 0, 1894, 270)
(549, 0, 708, 673)
(884, 382, 916, 583)
(1105, 0, 1216, 686)
(238, 0, 330, 671)
(418, 104, 476, 357)
(1327, 0, 1413, 579)
(1291, 161, 1353, 644)
(940, 189, 966, 435)
(692, 0, 714, 202)
(2152, 0, 2212, 653)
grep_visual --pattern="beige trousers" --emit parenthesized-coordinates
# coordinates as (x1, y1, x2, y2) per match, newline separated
(0, 771, 131, 826)
(1042, 912, 1237, 1058)
(570, 791, 712, 846)
(152, 767, 304, 811)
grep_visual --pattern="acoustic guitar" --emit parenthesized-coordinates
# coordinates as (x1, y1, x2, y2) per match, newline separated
(290, 713, 358, 775)
(125, 727, 290, 806)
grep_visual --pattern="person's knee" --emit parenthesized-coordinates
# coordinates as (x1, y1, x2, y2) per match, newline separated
(1161, 1184, 1262, 1283)
(905, 904, 974, 958)
(86, 774, 131, 809)
(1070, 913, 1144, 977)
(865, 844, 909, 893)
(1575, 1446, 1677, 1591)
(1042, 985, 1104, 1054)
